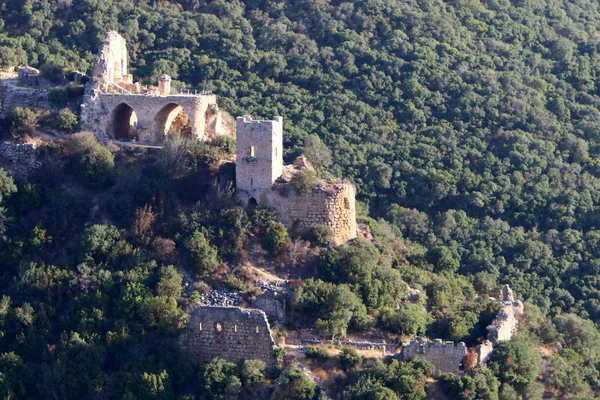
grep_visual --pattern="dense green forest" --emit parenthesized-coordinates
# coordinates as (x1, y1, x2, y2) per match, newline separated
(2, 0, 600, 399)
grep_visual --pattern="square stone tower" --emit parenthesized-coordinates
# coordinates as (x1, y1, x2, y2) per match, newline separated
(236, 116, 283, 192)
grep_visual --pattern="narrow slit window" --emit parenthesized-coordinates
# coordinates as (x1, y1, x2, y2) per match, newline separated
(198, 323, 203, 331)
(275, 147, 278, 157)
(256, 326, 260, 333)
(251, 178, 253, 187)
(249, 146, 255, 157)
(344, 198, 350, 210)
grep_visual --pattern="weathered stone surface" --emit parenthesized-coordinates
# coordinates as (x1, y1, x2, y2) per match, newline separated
(179, 306, 276, 368)
(400, 339, 467, 376)
(486, 301, 523, 342)
(235, 116, 357, 245)
(81, 31, 221, 144)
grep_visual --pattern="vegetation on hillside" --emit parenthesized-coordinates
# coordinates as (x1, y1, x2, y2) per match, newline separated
(1, 0, 600, 398)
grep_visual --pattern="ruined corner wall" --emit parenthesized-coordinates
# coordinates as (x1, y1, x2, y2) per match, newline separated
(179, 306, 275, 367)
(401, 339, 467, 376)
(90, 31, 128, 92)
(487, 301, 523, 342)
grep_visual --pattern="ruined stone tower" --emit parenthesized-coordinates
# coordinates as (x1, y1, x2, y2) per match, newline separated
(235, 115, 283, 192)
(235, 116, 357, 245)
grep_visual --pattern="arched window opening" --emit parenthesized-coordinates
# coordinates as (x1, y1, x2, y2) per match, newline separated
(109, 103, 138, 141)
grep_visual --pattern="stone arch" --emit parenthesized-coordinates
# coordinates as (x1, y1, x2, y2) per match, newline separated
(248, 198, 258, 208)
(153, 103, 192, 143)
(109, 103, 138, 141)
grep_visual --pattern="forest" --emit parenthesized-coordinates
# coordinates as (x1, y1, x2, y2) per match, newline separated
(1, 0, 600, 399)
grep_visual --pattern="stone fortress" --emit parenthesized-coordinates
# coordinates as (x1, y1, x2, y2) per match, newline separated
(81, 31, 222, 144)
(235, 115, 357, 245)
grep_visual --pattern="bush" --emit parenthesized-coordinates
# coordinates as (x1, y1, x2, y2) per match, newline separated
(48, 88, 68, 107)
(65, 82, 84, 99)
(338, 347, 363, 371)
(8, 107, 37, 137)
(240, 359, 266, 385)
(184, 230, 220, 277)
(290, 169, 318, 195)
(212, 135, 236, 154)
(305, 346, 329, 362)
(55, 108, 78, 132)
(304, 224, 333, 246)
(66, 132, 115, 189)
(261, 220, 290, 253)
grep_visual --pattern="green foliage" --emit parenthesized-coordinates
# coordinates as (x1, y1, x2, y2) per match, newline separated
(338, 347, 363, 372)
(239, 360, 265, 386)
(212, 135, 236, 154)
(48, 88, 68, 107)
(66, 132, 115, 189)
(7, 107, 37, 137)
(290, 169, 318, 195)
(304, 224, 333, 246)
(379, 304, 430, 336)
(184, 230, 220, 278)
(199, 358, 241, 400)
(275, 366, 318, 400)
(55, 108, 78, 132)
(261, 220, 290, 253)
(439, 368, 499, 400)
(305, 346, 329, 362)
(488, 334, 542, 393)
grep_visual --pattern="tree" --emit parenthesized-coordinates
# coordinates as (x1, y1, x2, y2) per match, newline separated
(8, 107, 37, 137)
(290, 169, 318, 195)
(185, 231, 220, 277)
(66, 132, 115, 189)
(199, 358, 241, 400)
(380, 304, 429, 336)
(488, 334, 541, 392)
(55, 108, 78, 132)
(339, 347, 363, 372)
(303, 134, 332, 175)
(275, 366, 318, 400)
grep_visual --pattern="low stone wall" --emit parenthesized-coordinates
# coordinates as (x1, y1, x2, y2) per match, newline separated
(400, 339, 467, 376)
(179, 306, 276, 368)
(302, 339, 395, 355)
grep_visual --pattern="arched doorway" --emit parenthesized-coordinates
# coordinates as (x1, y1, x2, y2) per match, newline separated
(109, 103, 138, 141)
(154, 103, 192, 143)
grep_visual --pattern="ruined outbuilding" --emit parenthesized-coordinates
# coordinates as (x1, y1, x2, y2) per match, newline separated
(81, 31, 222, 144)
(235, 115, 357, 245)
(400, 339, 468, 376)
(179, 306, 276, 368)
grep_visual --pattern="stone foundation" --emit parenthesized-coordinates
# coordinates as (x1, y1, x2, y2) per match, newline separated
(400, 339, 467, 376)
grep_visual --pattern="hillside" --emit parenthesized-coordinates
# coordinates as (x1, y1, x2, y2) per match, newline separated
(1, 0, 600, 399)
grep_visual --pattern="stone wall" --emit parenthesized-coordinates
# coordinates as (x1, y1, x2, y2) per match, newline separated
(239, 181, 357, 245)
(0, 80, 49, 115)
(179, 306, 276, 367)
(0, 143, 39, 174)
(90, 31, 129, 92)
(235, 115, 283, 191)
(400, 339, 467, 376)
(81, 92, 217, 143)
(487, 301, 523, 342)
(251, 290, 286, 322)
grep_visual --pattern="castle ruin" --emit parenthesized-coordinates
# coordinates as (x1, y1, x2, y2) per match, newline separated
(400, 339, 468, 376)
(235, 115, 357, 245)
(179, 306, 276, 368)
(81, 31, 222, 144)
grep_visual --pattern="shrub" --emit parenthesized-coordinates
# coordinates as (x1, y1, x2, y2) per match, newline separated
(240, 359, 266, 385)
(290, 169, 318, 195)
(66, 132, 115, 189)
(212, 135, 236, 154)
(55, 108, 78, 132)
(48, 88, 68, 107)
(65, 82, 84, 99)
(8, 107, 37, 137)
(305, 346, 329, 362)
(261, 220, 290, 253)
(184, 230, 220, 277)
(304, 224, 333, 246)
(338, 347, 363, 371)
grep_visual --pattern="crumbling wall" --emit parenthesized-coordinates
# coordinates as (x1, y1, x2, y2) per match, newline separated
(179, 306, 276, 367)
(90, 31, 130, 92)
(400, 339, 467, 376)
(0, 81, 49, 115)
(251, 290, 286, 322)
(0, 143, 39, 174)
(487, 302, 523, 342)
